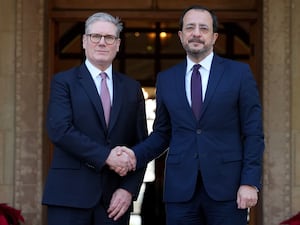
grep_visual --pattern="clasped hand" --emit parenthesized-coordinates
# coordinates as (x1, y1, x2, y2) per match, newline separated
(106, 146, 136, 176)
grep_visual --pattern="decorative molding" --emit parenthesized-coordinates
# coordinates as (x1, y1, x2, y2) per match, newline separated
(15, 0, 23, 213)
(262, 0, 292, 224)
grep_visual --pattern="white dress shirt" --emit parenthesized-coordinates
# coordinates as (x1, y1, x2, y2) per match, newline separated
(85, 59, 113, 105)
(185, 52, 214, 106)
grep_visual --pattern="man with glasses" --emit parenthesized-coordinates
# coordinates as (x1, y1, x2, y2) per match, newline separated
(42, 12, 148, 225)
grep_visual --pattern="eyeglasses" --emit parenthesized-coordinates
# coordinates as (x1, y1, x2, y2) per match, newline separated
(86, 33, 118, 45)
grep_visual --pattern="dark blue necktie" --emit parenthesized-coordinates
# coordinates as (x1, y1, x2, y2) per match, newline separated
(191, 64, 202, 120)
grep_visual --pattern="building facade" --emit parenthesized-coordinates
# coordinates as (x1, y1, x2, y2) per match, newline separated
(0, 0, 299, 224)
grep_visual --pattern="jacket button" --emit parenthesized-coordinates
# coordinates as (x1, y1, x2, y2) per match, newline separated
(196, 129, 202, 134)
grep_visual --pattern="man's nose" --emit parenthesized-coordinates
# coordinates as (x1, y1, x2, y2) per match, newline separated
(192, 28, 202, 36)
(99, 36, 106, 44)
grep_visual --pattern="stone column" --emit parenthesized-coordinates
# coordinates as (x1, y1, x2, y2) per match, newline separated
(14, 0, 45, 224)
(262, 0, 294, 224)
(291, 0, 300, 214)
(0, 0, 16, 207)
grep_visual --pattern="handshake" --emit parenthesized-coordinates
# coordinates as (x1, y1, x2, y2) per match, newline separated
(106, 146, 137, 176)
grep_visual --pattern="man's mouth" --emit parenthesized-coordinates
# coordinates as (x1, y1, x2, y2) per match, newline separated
(188, 39, 204, 44)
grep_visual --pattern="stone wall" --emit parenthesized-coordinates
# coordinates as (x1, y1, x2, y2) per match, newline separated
(7, 0, 44, 223)
(0, 0, 16, 208)
(291, 0, 300, 215)
(262, 0, 300, 224)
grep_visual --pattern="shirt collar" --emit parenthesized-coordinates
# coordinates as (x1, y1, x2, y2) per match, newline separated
(186, 52, 214, 73)
(85, 59, 113, 80)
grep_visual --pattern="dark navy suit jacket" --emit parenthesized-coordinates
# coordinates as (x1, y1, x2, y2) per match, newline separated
(134, 54, 264, 203)
(42, 63, 148, 209)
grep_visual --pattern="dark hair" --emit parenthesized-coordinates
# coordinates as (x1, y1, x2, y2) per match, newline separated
(179, 5, 218, 33)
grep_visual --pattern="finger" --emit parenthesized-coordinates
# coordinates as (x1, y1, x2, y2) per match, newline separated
(237, 195, 247, 209)
(248, 200, 257, 208)
(236, 194, 241, 208)
(122, 148, 136, 171)
(125, 157, 135, 171)
(128, 156, 136, 171)
(115, 146, 123, 156)
(110, 200, 130, 221)
(109, 165, 127, 176)
(108, 194, 119, 214)
(108, 202, 122, 219)
(112, 206, 126, 221)
(108, 207, 120, 220)
(116, 166, 128, 176)
(122, 147, 134, 156)
(118, 153, 133, 172)
(240, 200, 247, 209)
(109, 165, 116, 170)
(114, 166, 122, 173)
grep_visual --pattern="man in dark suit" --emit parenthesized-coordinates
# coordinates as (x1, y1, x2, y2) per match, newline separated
(42, 12, 148, 225)
(116, 5, 265, 225)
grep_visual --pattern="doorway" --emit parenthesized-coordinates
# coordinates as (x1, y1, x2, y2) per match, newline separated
(45, 11, 262, 225)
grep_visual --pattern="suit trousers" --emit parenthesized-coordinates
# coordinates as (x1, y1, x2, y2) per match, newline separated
(165, 173, 248, 225)
(47, 200, 130, 225)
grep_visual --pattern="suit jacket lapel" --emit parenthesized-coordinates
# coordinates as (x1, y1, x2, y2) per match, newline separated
(77, 64, 108, 130)
(108, 71, 123, 132)
(175, 61, 197, 121)
(200, 55, 225, 120)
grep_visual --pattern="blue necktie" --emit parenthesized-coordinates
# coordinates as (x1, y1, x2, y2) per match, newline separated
(191, 64, 202, 120)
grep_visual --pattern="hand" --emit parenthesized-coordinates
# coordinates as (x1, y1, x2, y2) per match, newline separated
(107, 188, 132, 221)
(237, 185, 258, 209)
(113, 146, 137, 176)
(106, 146, 136, 176)
(119, 146, 136, 170)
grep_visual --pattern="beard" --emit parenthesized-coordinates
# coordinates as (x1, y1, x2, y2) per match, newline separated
(182, 39, 213, 59)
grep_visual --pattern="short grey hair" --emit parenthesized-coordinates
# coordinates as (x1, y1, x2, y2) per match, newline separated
(85, 12, 123, 37)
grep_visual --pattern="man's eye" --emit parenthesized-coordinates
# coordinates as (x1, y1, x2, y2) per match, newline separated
(92, 34, 101, 38)
(105, 35, 114, 40)
(185, 26, 194, 31)
(199, 27, 209, 33)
